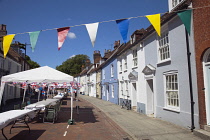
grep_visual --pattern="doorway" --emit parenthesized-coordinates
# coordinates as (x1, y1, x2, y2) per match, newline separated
(203, 48, 210, 125)
(146, 79, 154, 117)
(106, 85, 109, 101)
(132, 83, 137, 109)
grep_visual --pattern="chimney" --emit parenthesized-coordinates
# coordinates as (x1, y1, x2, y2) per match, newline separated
(0, 24, 7, 50)
(114, 40, 120, 49)
(93, 50, 101, 64)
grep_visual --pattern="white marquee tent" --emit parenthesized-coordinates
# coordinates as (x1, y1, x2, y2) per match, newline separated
(0, 66, 75, 106)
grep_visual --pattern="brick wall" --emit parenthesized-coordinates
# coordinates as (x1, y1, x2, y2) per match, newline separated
(192, 0, 210, 128)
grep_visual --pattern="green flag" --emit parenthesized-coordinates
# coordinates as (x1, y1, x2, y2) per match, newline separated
(177, 9, 192, 35)
(29, 31, 40, 52)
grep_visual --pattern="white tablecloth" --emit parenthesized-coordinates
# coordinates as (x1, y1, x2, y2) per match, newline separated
(25, 99, 60, 110)
(0, 110, 36, 129)
(53, 94, 64, 99)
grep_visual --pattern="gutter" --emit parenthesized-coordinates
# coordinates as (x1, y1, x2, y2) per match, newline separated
(185, 28, 195, 131)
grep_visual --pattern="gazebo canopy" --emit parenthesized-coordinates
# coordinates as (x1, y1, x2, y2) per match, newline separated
(0, 66, 74, 105)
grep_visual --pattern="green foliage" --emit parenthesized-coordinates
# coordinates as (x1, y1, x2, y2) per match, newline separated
(25, 55, 40, 69)
(56, 54, 89, 76)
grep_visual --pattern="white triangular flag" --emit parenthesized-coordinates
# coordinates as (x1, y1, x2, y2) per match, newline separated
(85, 22, 99, 47)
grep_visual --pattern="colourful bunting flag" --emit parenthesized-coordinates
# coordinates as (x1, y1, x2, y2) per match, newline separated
(3, 34, 16, 58)
(146, 14, 161, 36)
(29, 31, 40, 52)
(57, 27, 70, 50)
(116, 19, 129, 43)
(85, 22, 99, 47)
(177, 9, 192, 35)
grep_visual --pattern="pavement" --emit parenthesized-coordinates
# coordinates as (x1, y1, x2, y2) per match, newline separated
(79, 94, 202, 140)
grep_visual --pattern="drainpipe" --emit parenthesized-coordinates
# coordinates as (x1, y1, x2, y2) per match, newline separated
(185, 29, 195, 131)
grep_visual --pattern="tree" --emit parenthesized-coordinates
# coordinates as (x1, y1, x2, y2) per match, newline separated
(25, 55, 40, 69)
(56, 54, 89, 76)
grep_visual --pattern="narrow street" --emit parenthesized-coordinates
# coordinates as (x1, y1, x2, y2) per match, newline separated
(0, 96, 132, 140)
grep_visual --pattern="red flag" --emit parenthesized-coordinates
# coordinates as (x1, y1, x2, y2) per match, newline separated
(57, 27, 70, 50)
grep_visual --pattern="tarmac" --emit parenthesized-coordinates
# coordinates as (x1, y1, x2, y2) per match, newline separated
(79, 94, 202, 140)
(0, 95, 132, 140)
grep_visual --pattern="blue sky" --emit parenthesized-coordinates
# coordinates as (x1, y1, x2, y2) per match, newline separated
(0, 0, 169, 69)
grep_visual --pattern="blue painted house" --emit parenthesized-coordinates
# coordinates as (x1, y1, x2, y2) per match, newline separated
(101, 41, 121, 105)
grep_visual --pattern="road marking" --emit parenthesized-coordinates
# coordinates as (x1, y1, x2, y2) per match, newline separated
(67, 125, 69, 129)
(63, 131, 67, 136)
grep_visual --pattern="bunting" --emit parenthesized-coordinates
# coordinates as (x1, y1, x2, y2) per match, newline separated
(146, 14, 161, 36)
(57, 27, 70, 50)
(85, 22, 99, 47)
(177, 9, 192, 35)
(1, 8, 201, 58)
(116, 19, 129, 43)
(3, 34, 16, 58)
(29, 31, 41, 52)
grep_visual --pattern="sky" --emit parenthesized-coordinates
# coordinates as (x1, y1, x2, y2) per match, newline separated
(0, 0, 169, 69)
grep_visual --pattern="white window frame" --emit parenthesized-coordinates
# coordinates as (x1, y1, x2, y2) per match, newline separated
(158, 30, 170, 62)
(132, 49, 138, 68)
(120, 81, 124, 96)
(111, 64, 114, 77)
(172, 0, 184, 8)
(125, 80, 129, 96)
(164, 71, 179, 111)
(124, 56, 127, 71)
(111, 84, 114, 98)
(103, 69, 105, 79)
(119, 59, 122, 72)
(130, 34, 136, 44)
(103, 85, 105, 96)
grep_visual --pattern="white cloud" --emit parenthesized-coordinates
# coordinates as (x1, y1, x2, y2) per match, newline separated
(67, 32, 76, 39)
(69, 55, 75, 58)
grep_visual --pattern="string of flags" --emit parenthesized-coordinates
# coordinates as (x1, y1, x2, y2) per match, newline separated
(8, 81, 81, 89)
(2, 9, 194, 58)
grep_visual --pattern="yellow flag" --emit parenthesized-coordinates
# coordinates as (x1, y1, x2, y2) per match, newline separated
(3, 34, 15, 58)
(146, 14, 161, 36)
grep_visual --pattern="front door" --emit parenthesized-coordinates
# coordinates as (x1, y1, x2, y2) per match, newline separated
(206, 65, 210, 125)
(132, 83, 137, 108)
(146, 79, 154, 117)
(106, 85, 109, 101)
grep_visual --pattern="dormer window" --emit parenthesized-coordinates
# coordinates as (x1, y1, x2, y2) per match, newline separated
(173, 0, 183, 7)
(169, 0, 185, 11)
(130, 34, 136, 44)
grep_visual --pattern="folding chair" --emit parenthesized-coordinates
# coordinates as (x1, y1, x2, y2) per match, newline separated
(43, 106, 56, 123)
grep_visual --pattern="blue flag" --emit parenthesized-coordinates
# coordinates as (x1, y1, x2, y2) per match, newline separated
(116, 19, 129, 43)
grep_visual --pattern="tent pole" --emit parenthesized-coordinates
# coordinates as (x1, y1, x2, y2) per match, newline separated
(38, 90, 40, 102)
(71, 86, 73, 120)
(47, 85, 50, 99)
(22, 84, 27, 103)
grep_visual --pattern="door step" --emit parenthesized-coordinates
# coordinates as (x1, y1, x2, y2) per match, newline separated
(132, 106, 137, 112)
(193, 129, 210, 140)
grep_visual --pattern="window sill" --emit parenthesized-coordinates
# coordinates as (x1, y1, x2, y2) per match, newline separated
(132, 66, 138, 69)
(157, 59, 171, 65)
(163, 107, 180, 113)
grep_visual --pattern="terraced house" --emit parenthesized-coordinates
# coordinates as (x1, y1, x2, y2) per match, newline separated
(75, 0, 210, 133)
(0, 24, 30, 110)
